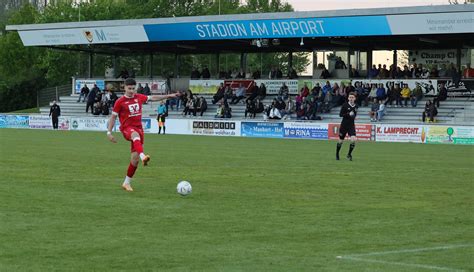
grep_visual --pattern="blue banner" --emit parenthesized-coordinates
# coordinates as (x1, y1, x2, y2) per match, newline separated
(0, 115, 29, 128)
(283, 122, 328, 140)
(241, 122, 283, 138)
(144, 16, 391, 41)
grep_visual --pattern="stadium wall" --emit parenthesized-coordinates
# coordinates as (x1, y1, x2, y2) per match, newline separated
(1, 114, 473, 145)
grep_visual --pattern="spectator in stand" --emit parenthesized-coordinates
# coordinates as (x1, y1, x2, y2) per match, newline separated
(430, 65, 439, 78)
(320, 66, 331, 79)
(195, 96, 208, 117)
(269, 67, 277, 79)
(420, 67, 430, 79)
(300, 82, 310, 97)
(86, 85, 96, 113)
(344, 82, 355, 100)
(246, 83, 259, 103)
(434, 82, 448, 108)
(212, 83, 225, 104)
(108, 89, 118, 108)
(191, 67, 201, 79)
(252, 69, 261, 79)
(355, 82, 369, 107)
(230, 83, 246, 104)
(402, 65, 411, 79)
(258, 83, 267, 100)
(275, 97, 287, 119)
(322, 87, 332, 113)
(349, 65, 360, 78)
(244, 99, 256, 118)
(335, 57, 347, 69)
(412, 63, 422, 78)
(368, 65, 379, 79)
(295, 89, 304, 112)
(236, 69, 245, 79)
(201, 66, 211, 79)
(93, 101, 102, 115)
(49, 100, 61, 129)
(411, 83, 423, 107)
(288, 67, 298, 79)
(385, 83, 395, 107)
(438, 64, 448, 78)
(245, 69, 252, 79)
(322, 81, 332, 98)
(183, 97, 196, 117)
(450, 65, 461, 88)
(278, 82, 290, 100)
(395, 66, 404, 79)
(382, 64, 390, 78)
(136, 83, 144, 94)
(143, 83, 151, 95)
(368, 83, 377, 101)
(254, 98, 264, 116)
(389, 64, 397, 79)
(230, 68, 238, 79)
(393, 83, 403, 107)
(215, 102, 224, 118)
(276, 67, 283, 79)
(463, 63, 474, 78)
(422, 100, 437, 122)
(401, 84, 411, 107)
(157, 101, 168, 134)
(377, 99, 386, 121)
(376, 83, 386, 102)
(77, 84, 89, 102)
(369, 98, 379, 122)
(268, 101, 282, 120)
(117, 69, 129, 79)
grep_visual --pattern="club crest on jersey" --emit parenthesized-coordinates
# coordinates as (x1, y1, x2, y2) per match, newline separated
(128, 103, 140, 115)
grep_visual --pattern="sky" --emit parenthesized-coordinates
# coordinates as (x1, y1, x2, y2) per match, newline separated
(286, 0, 451, 11)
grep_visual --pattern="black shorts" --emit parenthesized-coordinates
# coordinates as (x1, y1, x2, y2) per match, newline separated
(339, 124, 356, 140)
(157, 115, 166, 123)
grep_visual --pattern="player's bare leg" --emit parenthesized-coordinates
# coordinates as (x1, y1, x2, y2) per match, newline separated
(347, 136, 357, 161)
(130, 131, 150, 166)
(122, 152, 139, 192)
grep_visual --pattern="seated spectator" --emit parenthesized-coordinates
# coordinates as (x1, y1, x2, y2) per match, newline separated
(191, 67, 201, 79)
(401, 84, 411, 107)
(275, 68, 283, 79)
(236, 69, 245, 79)
(183, 97, 196, 116)
(254, 99, 264, 116)
(300, 83, 310, 97)
(377, 99, 386, 121)
(402, 65, 411, 79)
(244, 99, 256, 118)
(368, 83, 377, 101)
(245, 69, 252, 79)
(275, 97, 287, 119)
(278, 82, 289, 100)
(433, 82, 448, 107)
(212, 83, 225, 104)
(393, 84, 402, 107)
(321, 88, 332, 113)
(335, 82, 345, 106)
(230, 83, 246, 104)
(77, 84, 89, 103)
(268, 104, 282, 120)
(411, 83, 423, 107)
(376, 83, 386, 101)
(420, 68, 430, 79)
(223, 101, 232, 118)
(355, 82, 369, 107)
(463, 63, 474, 78)
(93, 101, 102, 115)
(269, 67, 277, 79)
(252, 69, 261, 79)
(246, 84, 259, 103)
(369, 98, 379, 122)
(215, 103, 224, 118)
(422, 100, 437, 122)
(295, 90, 304, 112)
(196, 96, 208, 117)
(108, 89, 118, 108)
(430, 66, 439, 78)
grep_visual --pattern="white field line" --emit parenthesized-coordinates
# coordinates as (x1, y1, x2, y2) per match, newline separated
(339, 256, 465, 272)
(337, 244, 473, 272)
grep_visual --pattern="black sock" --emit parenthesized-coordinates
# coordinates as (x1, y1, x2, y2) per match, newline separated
(348, 143, 355, 156)
(158, 127, 161, 134)
(163, 126, 166, 134)
(336, 143, 342, 157)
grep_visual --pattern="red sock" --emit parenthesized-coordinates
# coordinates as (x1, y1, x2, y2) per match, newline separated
(127, 163, 137, 178)
(132, 139, 144, 154)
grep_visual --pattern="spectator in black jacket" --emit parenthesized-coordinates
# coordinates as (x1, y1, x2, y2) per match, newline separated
(434, 83, 448, 107)
(77, 84, 89, 102)
(49, 100, 61, 129)
(86, 87, 96, 113)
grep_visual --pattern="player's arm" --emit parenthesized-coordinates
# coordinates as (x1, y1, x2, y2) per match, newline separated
(339, 105, 349, 118)
(148, 93, 180, 102)
(106, 113, 117, 143)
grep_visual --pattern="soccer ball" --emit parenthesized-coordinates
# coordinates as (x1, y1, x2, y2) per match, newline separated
(177, 181, 192, 196)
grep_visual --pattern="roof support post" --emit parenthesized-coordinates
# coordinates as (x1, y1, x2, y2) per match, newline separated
(240, 52, 247, 73)
(113, 55, 118, 78)
(367, 50, 373, 72)
(175, 53, 180, 78)
(456, 48, 461, 72)
(393, 50, 398, 70)
(88, 52, 93, 78)
(312, 50, 318, 79)
(149, 53, 153, 79)
(288, 51, 293, 70)
(215, 53, 220, 78)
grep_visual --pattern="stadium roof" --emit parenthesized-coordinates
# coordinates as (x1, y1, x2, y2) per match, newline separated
(6, 5, 474, 55)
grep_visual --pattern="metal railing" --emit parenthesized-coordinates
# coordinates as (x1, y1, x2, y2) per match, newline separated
(37, 85, 71, 107)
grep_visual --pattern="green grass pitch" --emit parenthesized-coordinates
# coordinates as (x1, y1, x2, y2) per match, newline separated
(0, 129, 473, 271)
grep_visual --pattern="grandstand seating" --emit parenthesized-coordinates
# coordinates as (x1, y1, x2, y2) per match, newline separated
(40, 93, 473, 125)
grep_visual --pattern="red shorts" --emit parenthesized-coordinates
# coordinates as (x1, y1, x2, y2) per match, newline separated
(121, 126, 144, 153)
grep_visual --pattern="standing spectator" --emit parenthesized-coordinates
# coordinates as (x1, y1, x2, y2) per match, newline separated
(377, 99, 386, 121)
(288, 67, 298, 79)
(400, 84, 411, 107)
(320, 67, 331, 79)
(77, 84, 89, 102)
(191, 67, 201, 79)
(244, 99, 256, 118)
(368, 65, 379, 79)
(49, 100, 61, 130)
(136, 83, 144, 94)
(276, 68, 283, 79)
(438, 64, 448, 78)
(258, 83, 267, 100)
(157, 101, 167, 134)
(411, 83, 423, 107)
(86, 86, 96, 113)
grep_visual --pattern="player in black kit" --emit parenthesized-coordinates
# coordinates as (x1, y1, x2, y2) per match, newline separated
(336, 92, 357, 161)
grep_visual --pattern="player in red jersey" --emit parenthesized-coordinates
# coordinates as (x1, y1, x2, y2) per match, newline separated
(106, 78, 179, 192)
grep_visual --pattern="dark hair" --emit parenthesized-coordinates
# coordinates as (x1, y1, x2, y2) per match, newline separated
(124, 78, 136, 86)
(348, 92, 357, 97)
